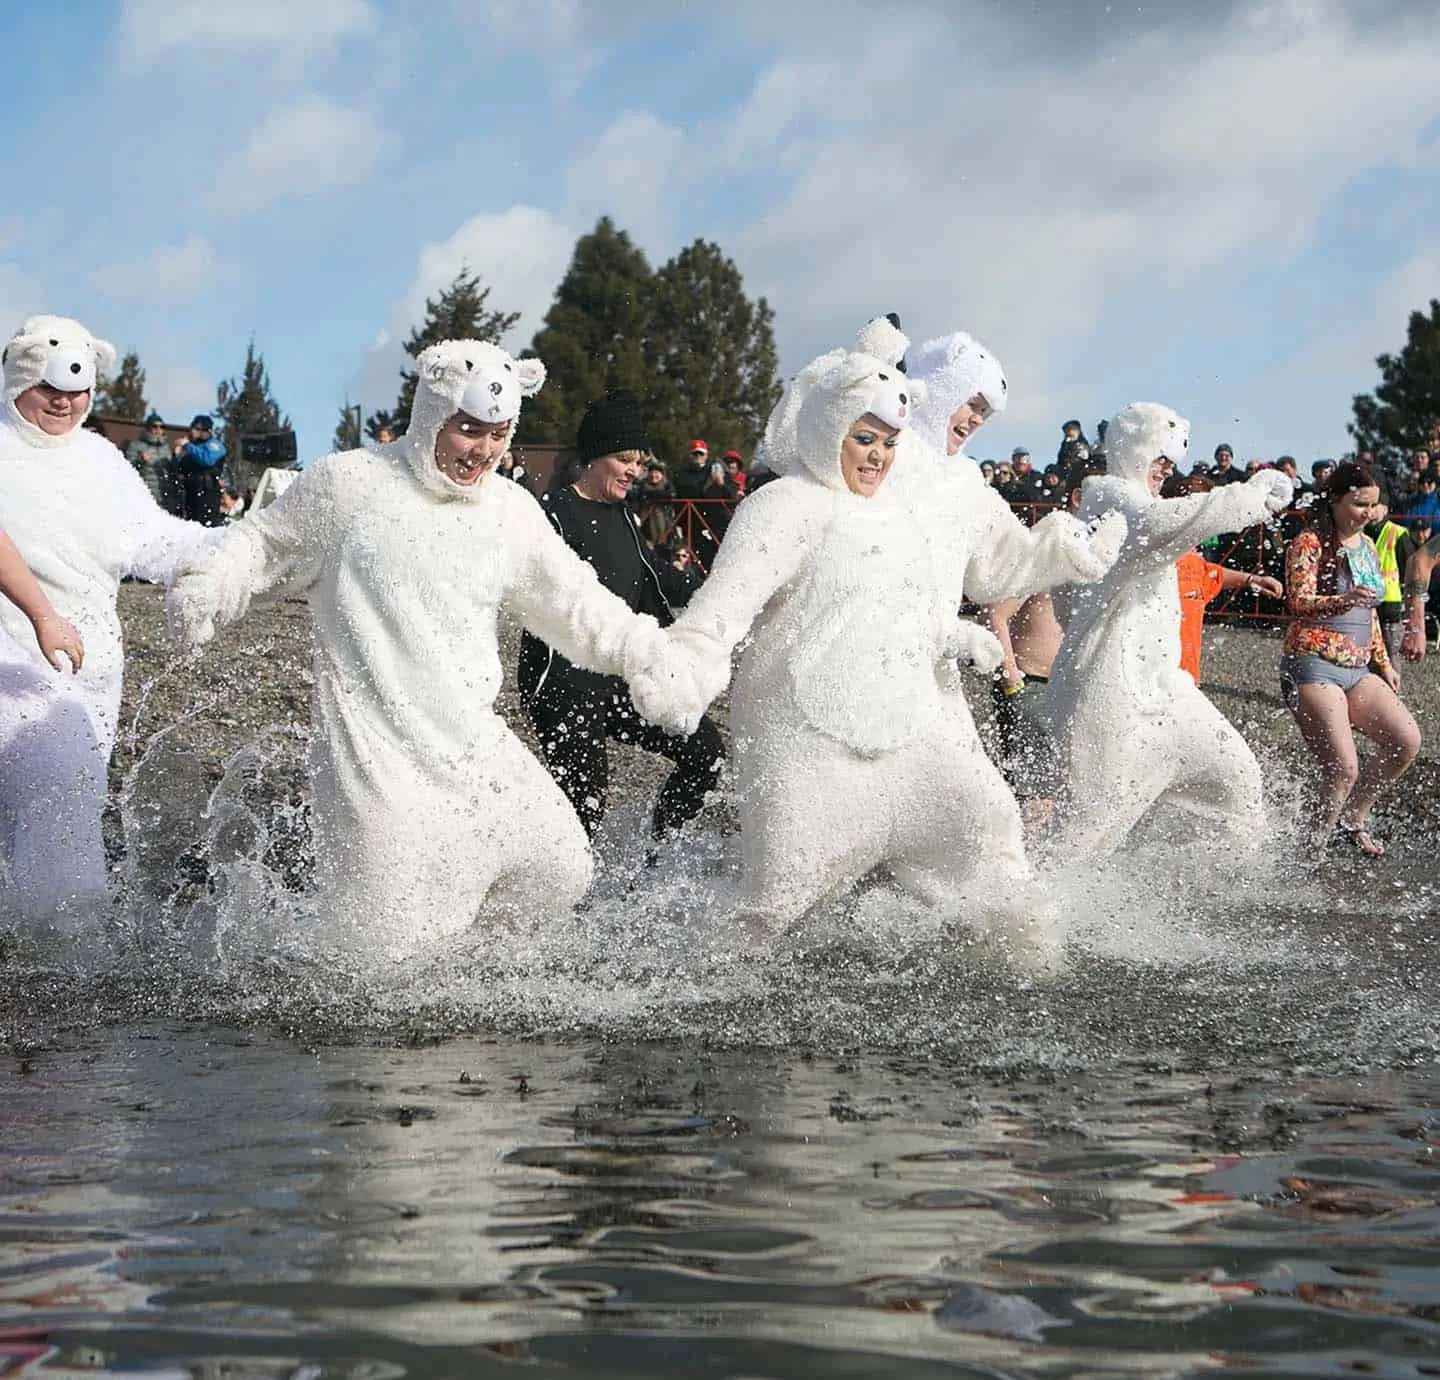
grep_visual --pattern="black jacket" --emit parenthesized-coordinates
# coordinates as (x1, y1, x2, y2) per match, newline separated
(518, 484, 700, 704)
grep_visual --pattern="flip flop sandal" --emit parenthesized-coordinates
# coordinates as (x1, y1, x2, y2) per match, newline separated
(1329, 824, 1385, 858)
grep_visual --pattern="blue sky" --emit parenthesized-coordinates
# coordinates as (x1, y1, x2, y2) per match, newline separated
(4, 0, 1438, 470)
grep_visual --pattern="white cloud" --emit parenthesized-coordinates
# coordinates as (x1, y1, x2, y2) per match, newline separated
(353, 205, 576, 416)
(564, 112, 689, 250)
(143, 359, 218, 424)
(219, 100, 397, 212)
(91, 235, 220, 303)
(120, 0, 375, 61)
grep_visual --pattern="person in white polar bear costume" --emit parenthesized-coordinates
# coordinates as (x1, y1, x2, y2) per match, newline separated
(632, 324, 1086, 959)
(0, 314, 217, 923)
(168, 339, 695, 964)
(1045, 401, 1294, 863)
(892, 325, 1127, 612)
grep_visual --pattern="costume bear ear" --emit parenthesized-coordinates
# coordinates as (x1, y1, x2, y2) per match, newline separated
(420, 343, 470, 393)
(91, 335, 117, 377)
(515, 357, 546, 397)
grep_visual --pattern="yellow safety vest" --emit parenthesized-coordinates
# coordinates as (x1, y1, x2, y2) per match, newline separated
(1374, 521, 1403, 604)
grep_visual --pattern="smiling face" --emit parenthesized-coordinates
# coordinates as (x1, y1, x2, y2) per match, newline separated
(1332, 483, 1381, 538)
(12, 383, 89, 436)
(839, 413, 900, 497)
(577, 449, 647, 503)
(432, 411, 512, 487)
(945, 393, 993, 455)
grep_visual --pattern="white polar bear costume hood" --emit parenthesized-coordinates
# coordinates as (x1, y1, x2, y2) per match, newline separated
(1101, 401, 1190, 487)
(906, 331, 1008, 459)
(2, 315, 117, 448)
(757, 317, 922, 488)
(401, 340, 546, 502)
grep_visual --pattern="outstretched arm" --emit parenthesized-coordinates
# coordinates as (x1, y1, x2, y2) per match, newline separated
(0, 528, 83, 671)
(165, 459, 332, 645)
(964, 483, 1127, 603)
(1082, 469, 1291, 574)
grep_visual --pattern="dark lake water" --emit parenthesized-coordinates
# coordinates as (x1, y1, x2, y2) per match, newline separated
(4, 847, 1439, 1380)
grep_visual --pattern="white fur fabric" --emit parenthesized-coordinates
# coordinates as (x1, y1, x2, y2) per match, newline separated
(167, 446, 688, 964)
(1045, 402, 1294, 862)
(0, 416, 217, 919)
(631, 355, 1058, 963)
(2, 315, 117, 446)
(906, 331, 1008, 457)
(402, 339, 545, 502)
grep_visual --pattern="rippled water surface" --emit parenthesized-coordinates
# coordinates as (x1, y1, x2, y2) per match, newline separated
(4, 1019, 1440, 1379)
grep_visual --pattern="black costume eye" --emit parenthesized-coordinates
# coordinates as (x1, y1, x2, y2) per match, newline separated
(465, 359, 474, 370)
(878, 371, 889, 380)
(48, 338, 58, 346)
(489, 380, 503, 396)
(899, 392, 908, 404)
(504, 362, 513, 371)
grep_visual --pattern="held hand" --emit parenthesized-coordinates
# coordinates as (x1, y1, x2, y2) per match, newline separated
(164, 570, 221, 647)
(1381, 663, 1401, 694)
(33, 613, 84, 673)
(1400, 622, 1427, 662)
(1065, 509, 1128, 582)
(1249, 469, 1294, 513)
(1347, 586, 1381, 609)
(943, 618, 1005, 675)
(1252, 575, 1284, 599)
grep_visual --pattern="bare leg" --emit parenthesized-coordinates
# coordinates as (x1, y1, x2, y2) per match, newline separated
(1289, 682, 1360, 849)
(1339, 675, 1421, 839)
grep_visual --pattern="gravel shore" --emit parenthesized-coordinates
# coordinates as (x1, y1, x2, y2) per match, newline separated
(114, 583, 1440, 870)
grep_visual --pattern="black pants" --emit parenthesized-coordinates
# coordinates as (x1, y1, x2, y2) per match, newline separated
(181, 469, 224, 526)
(526, 679, 724, 839)
(990, 674, 1062, 800)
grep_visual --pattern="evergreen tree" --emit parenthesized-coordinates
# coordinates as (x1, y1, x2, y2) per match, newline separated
(515, 217, 656, 447)
(216, 338, 291, 479)
(333, 400, 362, 452)
(94, 349, 149, 421)
(645, 239, 781, 464)
(1351, 298, 1440, 470)
(367, 266, 519, 435)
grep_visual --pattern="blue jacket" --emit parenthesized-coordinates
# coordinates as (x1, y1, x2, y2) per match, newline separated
(177, 437, 226, 472)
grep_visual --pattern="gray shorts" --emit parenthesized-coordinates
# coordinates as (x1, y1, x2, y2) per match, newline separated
(1279, 653, 1371, 710)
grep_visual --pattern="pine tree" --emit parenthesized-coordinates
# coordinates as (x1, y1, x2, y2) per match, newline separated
(367, 266, 519, 435)
(1351, 298, 1440, 470)
(333, 400, 362, 452)
(645, 239, 781, 464)
(94, 349, 149, 421)
(216, 338, 292, 486)
(515, 217, 656, 447)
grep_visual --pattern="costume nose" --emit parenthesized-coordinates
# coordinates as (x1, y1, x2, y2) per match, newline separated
(42, 350, 95, 393)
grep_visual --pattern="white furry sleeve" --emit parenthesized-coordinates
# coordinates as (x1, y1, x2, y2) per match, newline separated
(663, 481, 813, 704)
(165, 458, 332, 646)
(1080, 472, 1283, 573)
(507, 494, 669, 683)
(102, 445, 222, 584)
(963, 483, 1126, 603)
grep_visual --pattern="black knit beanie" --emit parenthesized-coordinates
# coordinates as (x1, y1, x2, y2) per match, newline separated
(577, 389, 651, 464)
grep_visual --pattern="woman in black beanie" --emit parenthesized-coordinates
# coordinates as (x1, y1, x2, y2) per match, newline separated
(518, 389, 725, 841)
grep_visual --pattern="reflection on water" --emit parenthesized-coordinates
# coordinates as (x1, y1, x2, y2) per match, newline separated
(3, 1030, 1440, 1377)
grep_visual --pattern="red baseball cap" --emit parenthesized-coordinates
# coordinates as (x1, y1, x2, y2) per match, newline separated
(722, 450, 742, 462)
(688, 439, 709, 454)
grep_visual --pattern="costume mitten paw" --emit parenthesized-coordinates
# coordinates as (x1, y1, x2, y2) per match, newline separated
(1077, 509, 1128, 578)
(944, 618, 1005, 674)
(1248, 468, 1294, 514)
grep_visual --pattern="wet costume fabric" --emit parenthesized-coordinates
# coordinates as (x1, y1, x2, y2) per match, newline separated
(1046, 402, 1294, 862)
(636, 323, 1111, 952)
(0, 316, 217, 919)
(167, 341, 686, 962)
